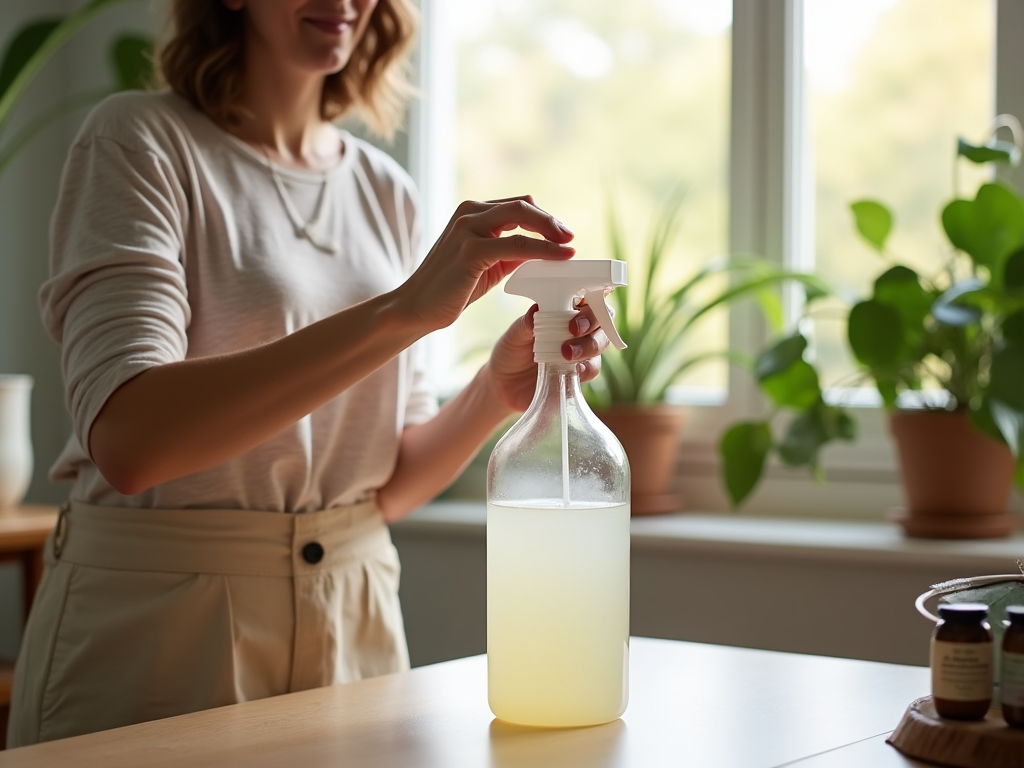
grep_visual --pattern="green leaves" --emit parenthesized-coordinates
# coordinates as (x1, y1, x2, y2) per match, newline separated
(1005, 249, 1024, 293)
(111, 34, 153, 91)
(848, 300, 903, 367)
(958, 137, 1021, 166)
(874, 266, 931, 322)
(777, 403, 856, 468)
(755, 334, 806, 380)
(987, 310, 1024, 480)
(990, 399, 1024, 456)
(990, 344, 1024, 412)
(932, 279, 984, 327)
(942, 183, 1024, 276)
(762, 363, 820, 410)
(0, 19, 61, 103)
(1001, 310, 1024, 346)
(719, 332, 855, 507)
(842, 265, 941, 407)
(719, 422, 771, 507)
(850, 200, 893, 251)
(756, 335, 821, 410)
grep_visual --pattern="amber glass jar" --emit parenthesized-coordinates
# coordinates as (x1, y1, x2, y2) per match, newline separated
(931, 602, 992, 720)
(1002, 606, 1024, 727)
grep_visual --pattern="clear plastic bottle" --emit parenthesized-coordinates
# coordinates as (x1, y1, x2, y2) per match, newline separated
(487, 260, 631, 727)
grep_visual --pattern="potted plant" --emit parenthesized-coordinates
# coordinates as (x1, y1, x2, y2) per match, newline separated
(587, 193, 827, 515)
(0, 0, 153, 177)
(720, 120, 1024, 538)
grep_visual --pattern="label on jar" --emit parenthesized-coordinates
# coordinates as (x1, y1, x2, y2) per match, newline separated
(1002, 650, 1024, 706)
(932, 640, 993, 701)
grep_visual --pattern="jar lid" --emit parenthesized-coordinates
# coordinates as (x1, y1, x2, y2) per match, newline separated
(1007, 605, 1024, 625)
(938, 602, 988, 622)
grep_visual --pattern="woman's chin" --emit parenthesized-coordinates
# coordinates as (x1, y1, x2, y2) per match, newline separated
(300, 49, 353, 77)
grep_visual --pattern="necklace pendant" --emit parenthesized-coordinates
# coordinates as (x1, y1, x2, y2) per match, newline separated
(263, 150, 338, 255)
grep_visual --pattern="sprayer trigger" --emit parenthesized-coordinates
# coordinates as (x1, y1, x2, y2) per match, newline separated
(582, 289, 627, 350)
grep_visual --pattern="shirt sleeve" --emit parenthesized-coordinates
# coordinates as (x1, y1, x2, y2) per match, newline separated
(404, 339, 439, 426)
(397, 174, 439, 427)
(39, 130, 191, 459)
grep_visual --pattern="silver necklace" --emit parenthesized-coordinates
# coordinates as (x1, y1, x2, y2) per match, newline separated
(261, 148, 340, 255)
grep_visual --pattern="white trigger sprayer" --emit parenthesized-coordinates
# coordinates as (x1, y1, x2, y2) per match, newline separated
(485, 259, 631, 728)
(503, 259, 628, 354)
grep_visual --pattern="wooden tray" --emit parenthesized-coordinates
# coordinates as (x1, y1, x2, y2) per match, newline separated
(888, 696, 1024, 767)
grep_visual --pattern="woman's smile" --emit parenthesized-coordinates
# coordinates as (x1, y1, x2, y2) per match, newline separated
(303, 15, 357, 36)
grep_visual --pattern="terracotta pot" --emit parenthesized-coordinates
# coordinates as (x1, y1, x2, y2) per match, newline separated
(889, 409, 1018, 539)
(595, 403, 687, 516)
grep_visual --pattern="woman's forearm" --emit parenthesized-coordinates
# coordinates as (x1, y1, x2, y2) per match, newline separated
(89, 290, 424, 495)
(376, 364, 514, 521)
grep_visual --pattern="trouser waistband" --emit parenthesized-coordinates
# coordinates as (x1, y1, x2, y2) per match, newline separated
(54, 499, 391, 576)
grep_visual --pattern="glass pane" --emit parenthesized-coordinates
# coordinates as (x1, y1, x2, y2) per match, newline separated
(436, 0, 731, 401)
(805, 0, 996, 398)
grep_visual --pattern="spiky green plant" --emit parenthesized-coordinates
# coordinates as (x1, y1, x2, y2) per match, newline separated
(586, 192, 829, 407)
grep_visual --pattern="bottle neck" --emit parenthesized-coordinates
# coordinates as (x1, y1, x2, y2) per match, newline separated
(539, 362, 579, 377)
(527, 313, 591, 420)
(529, 361, 585, 415)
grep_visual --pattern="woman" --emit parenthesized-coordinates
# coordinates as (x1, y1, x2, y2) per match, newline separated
(8, 0, 609, 746)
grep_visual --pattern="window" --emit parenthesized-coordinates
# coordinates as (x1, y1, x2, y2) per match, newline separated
(411, 0, 1017, 515)
(804, 0, 996, 403)
(415, 0, 732, 399)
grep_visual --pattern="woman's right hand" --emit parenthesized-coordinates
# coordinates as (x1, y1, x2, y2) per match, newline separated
(396, 195, 575, 332)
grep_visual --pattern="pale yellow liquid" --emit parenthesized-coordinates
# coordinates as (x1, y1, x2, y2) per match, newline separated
(487, 502, 630, 726)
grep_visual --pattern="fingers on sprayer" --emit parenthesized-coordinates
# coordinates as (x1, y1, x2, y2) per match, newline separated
(571, 310, 594, 336)
(563, 340, 583, 361)
(476, 200, 574, 242)
(562, 331, 606, 362)
(485, 194, 536, 206)
(481, 235, 574, 263)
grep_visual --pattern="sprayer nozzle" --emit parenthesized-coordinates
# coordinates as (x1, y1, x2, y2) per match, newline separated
(505, 260, 626, 307)
(505, 259, 629, 357)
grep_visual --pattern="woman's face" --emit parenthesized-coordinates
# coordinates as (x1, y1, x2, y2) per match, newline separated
(224, 0, 380, 76)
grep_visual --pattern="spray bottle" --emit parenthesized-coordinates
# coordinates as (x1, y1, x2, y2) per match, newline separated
(486, 259, 631, 727)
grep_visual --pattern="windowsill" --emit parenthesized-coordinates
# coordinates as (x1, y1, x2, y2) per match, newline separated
(396, 500, 1024, 573)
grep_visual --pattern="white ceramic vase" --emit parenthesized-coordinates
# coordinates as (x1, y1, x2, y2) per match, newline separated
(0, 374, 34, 508)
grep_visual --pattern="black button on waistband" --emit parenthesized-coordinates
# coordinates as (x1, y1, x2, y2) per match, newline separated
(301, 541, 324, 564)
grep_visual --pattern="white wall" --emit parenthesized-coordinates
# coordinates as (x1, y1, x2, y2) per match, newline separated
(392, 505, 1020, 670)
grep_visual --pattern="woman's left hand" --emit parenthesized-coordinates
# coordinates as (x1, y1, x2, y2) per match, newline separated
(484, 302, 610, 413)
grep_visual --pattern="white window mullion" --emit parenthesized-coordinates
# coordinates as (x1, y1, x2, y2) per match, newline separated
(677, 0, 794, 465)
(781, 0, 816, 329)
(725, 0, 801, 416)
(409, 0, 462, 396)
(409, 0, 457, 247)
(997, 0, 1024, 191)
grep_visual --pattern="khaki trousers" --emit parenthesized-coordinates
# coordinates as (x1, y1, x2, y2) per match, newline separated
(7, 499, 409, 747)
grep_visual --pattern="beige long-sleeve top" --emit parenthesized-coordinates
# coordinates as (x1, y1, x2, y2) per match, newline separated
(40, 91, 438, 513)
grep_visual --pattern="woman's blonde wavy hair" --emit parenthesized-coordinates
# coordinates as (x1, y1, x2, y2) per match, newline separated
(157, 0, 418, 138)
